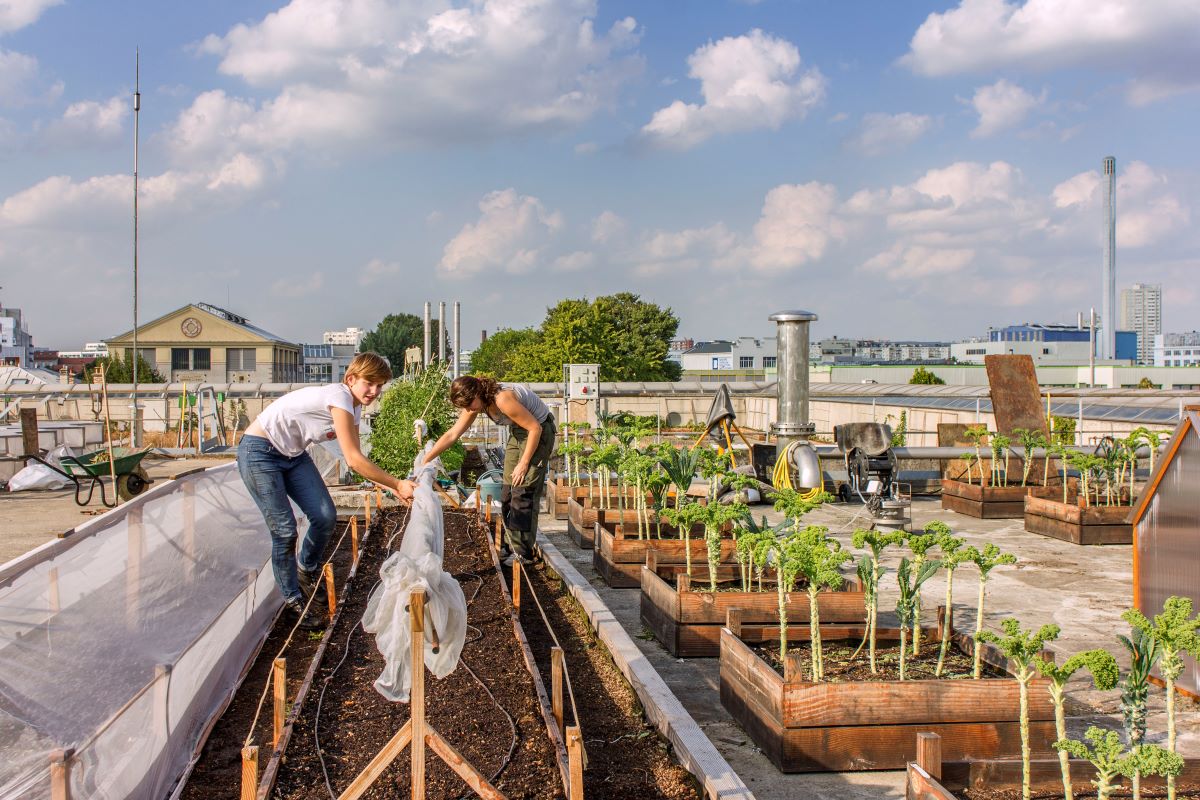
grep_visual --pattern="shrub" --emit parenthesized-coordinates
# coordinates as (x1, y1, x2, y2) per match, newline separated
(369, 363, 464, 476)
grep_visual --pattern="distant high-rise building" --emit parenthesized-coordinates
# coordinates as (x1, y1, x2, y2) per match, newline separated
(323, 327, 366, 347)
(0, 304, 34, 366)
(1120, 283, 1161, 364)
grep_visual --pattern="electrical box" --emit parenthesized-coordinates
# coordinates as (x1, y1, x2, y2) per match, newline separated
(566, 363, 600, 400)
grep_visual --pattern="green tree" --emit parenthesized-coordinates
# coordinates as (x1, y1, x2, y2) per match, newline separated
(361, 313, 447, 372)
(369, 363, 463, 476)
(85, 354, 165, 384)
(468, 327, 541, 378)
(504, 293, 681, 381)
(909, 366, 946, 385)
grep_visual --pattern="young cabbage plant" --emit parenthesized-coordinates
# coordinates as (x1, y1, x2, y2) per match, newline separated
(660, 501, 706, 578)
(961, 451, 977, 485)
(1055, 727, 1184, 800)
(966, 543, 1018, 679)
(990, 432, 1012, 487)
(792, 526, 850, 681)
(1034, 649, 1120, 800)
(1012, 427, 1048, 487)
(1123, 596, 1200, 800)
(931, 528, 969, 678)
(772, 487, 836, 533)
(851, 528, 905, 674)
(738, 515, 784, 593)
(1118, 623, 1163, 800)
(895, 556, 940, 681)
(905, 524, 944, 657)
(698, 502, 749, 592)
(978, 619, 1060, 800)
(645, 470, 671, 540)
(659, 447, 701, 512)
(1049, 441, 1070, 501)
(964, 424, 989, 484)
(695, 446, 729, 504)
(771, 532, 807, 663)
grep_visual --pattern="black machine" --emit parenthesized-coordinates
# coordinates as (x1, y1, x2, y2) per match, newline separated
(833, 422, 898, 503)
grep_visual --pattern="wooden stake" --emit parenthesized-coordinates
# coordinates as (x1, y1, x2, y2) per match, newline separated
(48, 566, 60, 614)
(426, 729, 505, 800)
(350, 516, 359, 565)
(50, 749, 71, 800)
(273, 658, 287, 748)
(240, 746, 258, 800)
(494, 517, 503, 551)
(410, 588, 427, 799)
(336, 721, 412, 800)
(364, 492, 372, 528)
(485, 498, 492, 524)
(323, 563, 337, 621)
(916, 732, 942, 780)
(512, 560, 521, 610)
(20, 407, 39, 457)
(376, 488, 383, 509)
(566, 726, 584, 800)
(551, 647, 564, 731)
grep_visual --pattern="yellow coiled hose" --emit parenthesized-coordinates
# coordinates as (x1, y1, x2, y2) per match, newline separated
(772, 441, 824, 500)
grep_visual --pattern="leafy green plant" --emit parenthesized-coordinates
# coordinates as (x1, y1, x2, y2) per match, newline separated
(791, 526, 850, 681)
(895, 556, 940, 681)
(659, 447, 700, 511)
(960, 451, 978, 485)
(978, 619, 1059, 800)
(696, 501, 748, 591)
(1118, 625, 1162, 800)
(1055, 727, 1183, 800)
(890, 409, 908, 447)
(1123, 597, 1200, 800)
(1034, 649, 1120, 800)
(735, 517, 778, 593)
(965, 543, 1017, 679)
(910, 366, 945, 385)
(905, 524, 943, 656)
(851, 529, 905, 674)
(965, 424, 989, 484)
(370, 362, 463, 475)
(990, 432, 1011, 487)
(931, 526, 969, 678)
(1012, 428, 1047, 487)
(1051, 415, 1077, 446)
(660, 501, 705, 578)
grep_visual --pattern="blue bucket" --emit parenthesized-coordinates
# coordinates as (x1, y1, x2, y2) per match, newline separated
(475, 468, 504, 507)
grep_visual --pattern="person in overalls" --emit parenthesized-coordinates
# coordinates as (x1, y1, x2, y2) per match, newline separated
(423, 375, 555, 565)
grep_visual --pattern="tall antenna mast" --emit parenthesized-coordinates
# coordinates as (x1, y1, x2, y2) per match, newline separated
(131, 50, 142, 445)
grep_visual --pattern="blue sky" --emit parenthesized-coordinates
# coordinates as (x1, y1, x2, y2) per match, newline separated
(1, 0, 1197, 350)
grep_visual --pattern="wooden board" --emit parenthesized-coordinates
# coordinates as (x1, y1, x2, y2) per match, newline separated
(913, 755, 1200, 797)
(594, 522, 735, 588)
(984, 354, 1048, 436)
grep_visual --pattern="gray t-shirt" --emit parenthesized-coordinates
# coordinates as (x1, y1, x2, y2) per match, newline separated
(485, 383, 551, 427)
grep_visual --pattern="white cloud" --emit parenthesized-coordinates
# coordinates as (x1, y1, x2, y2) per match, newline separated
(733, 182, 845, 273)
(591, 210, 626, 244)
(969, 79, 1043, 137)
(1048, 161, 1190, 247)
(180, 0, 643, 162)
(848, 112, 933, 155)
(902, 0, 1200, 106)
(358, 258, 402, 286)
(630, 224, 734, 277)
(862, 242, 975, 279)
(0, 48, 39, 104)
(271, 271, 324, 297)
(43, 95, 125, 146)
(0, 0, 60, 34)
(438, 189, 563, 277)
(638, 29, 825, 150)
(553, 250, 594, 272)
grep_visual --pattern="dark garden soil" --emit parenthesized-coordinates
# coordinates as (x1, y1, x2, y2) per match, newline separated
(181, 514, 363, 800)
(753, 639, 1004, 682)
(518, 563, 702, 800)
(961, 785, 1200, 799)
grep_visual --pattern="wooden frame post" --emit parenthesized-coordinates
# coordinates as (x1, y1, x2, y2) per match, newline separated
(50, 749, 72, 800)
(48, 566, 60, 614)
(273, 658, 287, 748)
(494, 517, 503, 551)
(410, 590, 427, 799)
(241, 746, 258, 800)
(512, 561, 521, 610)
(364, 492, 372, 528)
(20, 407, 39, 456)
(551, 647, 564, 731)
(916, 732, 942, 780)
(182, 481, 196, 583)
(350, 516, 360, 565)
(485, 497, 492, 524)
(323, 564, 337, 621)
(566, 726, 584, 800)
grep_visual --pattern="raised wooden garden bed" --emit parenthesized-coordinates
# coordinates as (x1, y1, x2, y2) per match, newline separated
(546, 478, 589, 520)
(1023, 495, 1133, 545)
(906, 732, 1200, 799)
(640, 554, 866, 658)
(565, 494, 649, 549)
(719, 611, 1055, 772)
(593, 518, 734, 588)
(941, 478, 1070, 519)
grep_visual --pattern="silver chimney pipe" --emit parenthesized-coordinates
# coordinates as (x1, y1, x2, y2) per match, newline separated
(1102, 156, 1116, 360)
(453, 301, 461, 378)
(770, 309, 819, 486)
(438, 300, 446, 363)
(423, 301, 431, 367)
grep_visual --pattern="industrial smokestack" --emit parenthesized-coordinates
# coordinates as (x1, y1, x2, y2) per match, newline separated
(1102, 156, 1116, 360)
(438, 301, 446, 363)
(423, 301, 431, 367)
(453, 301, 461, 378)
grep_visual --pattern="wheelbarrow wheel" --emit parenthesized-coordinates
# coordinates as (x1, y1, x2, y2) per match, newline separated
(118, 467, 152, 501)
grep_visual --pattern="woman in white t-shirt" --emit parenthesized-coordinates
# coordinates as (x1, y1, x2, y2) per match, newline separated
(238, 352, 415, 629)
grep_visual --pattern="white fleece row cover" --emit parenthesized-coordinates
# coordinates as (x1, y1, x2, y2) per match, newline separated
(362, 444, 467, 702)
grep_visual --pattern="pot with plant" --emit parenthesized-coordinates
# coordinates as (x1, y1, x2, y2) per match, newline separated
(943, 424, 1071, 519)
(1024, 441, 1136, 545)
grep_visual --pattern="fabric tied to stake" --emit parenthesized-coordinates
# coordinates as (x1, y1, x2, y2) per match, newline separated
(361, 444, 467, 702)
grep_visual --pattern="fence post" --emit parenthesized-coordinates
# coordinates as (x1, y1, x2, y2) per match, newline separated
(494, 518, 503, 551)
(323, 564, 337, 621)
(240, 746, 258, 800)
(273, 658, 287, 748)
(364, 491, 372, 528)
(410, 589, 427, 799)
(566, 726, 584, 800)
(512, 560, 521, 610)
(351, 516, 359, 565)
(49, 749, 72, 800)
(916, 732, 942, 780)
(551, 647, 564, 731)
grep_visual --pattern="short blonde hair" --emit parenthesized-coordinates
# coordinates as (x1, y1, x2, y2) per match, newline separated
(345, 351, 392, 385)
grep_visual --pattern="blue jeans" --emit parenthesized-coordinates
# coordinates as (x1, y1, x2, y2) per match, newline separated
(238, 435, 337, 603)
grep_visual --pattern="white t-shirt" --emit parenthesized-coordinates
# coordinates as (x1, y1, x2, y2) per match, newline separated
(255, 383, 360, 457)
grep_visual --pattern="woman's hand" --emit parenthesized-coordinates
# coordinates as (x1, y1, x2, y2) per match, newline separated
(510, 461, 529, 487)
(393, 479, 416, 501)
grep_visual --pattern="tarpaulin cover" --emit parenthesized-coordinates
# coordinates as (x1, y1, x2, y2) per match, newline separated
(362, 444, 467, 702)
(0, 463, 286, 799)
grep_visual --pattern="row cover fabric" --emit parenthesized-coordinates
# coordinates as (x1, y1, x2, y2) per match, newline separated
(362, 444, 467, 702)
(6, 445, 76, 492)
(0, 463, 287, 799)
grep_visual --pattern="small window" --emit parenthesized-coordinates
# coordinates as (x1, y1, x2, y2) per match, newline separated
(227, 348, 256, 371)
(763, 356, 777, 369)
(171, 348, 210, 371)
(739, 356, 754, 369)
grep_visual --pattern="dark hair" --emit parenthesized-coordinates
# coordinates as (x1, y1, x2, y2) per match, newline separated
(450, 375, 500, 409)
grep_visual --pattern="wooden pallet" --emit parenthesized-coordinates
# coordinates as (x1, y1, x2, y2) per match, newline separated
(592, 519, 732, 589)
(941, 478, 1067, 519)
(719, 615, 1056, 772)
(1023, 495, 1133, 545)
(639, 557, 865, 658)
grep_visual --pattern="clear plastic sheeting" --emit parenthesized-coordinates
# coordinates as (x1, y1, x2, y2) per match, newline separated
(0, 463, 284, 799)
(362, 444, 467, 702)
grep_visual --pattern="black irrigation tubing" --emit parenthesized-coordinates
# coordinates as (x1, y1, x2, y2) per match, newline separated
(308, 506, 519, 799)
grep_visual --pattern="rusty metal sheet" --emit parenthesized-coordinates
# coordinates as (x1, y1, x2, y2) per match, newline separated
(984, 355, 1048, 436)
(937, 423, 974, 447)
